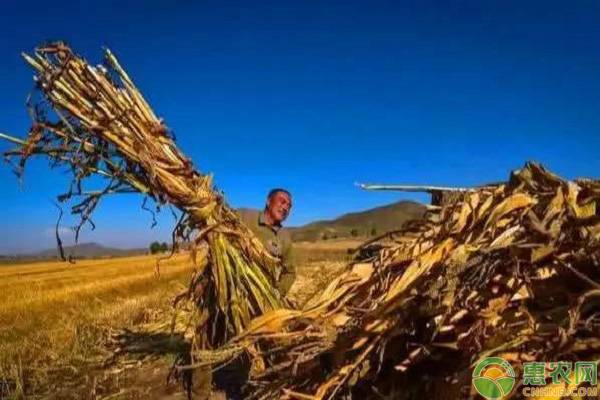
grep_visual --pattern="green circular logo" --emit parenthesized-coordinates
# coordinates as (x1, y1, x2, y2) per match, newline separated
(472, 357, 516, 400)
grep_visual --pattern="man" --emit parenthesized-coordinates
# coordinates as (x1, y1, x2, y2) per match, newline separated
(209, 190, 295, 399)
(238, 188, 295, 296)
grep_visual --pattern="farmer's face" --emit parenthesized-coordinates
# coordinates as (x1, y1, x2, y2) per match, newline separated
(267, 192, 292, 224)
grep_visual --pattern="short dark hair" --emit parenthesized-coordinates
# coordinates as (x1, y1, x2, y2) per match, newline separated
(267, 188, 291, 200)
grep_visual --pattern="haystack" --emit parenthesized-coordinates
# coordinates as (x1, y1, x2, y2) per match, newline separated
(201, 163, 600, 399)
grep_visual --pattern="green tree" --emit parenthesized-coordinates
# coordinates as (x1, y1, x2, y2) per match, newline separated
(370, 227, 377, 236)
(350, 229, 359, 238)
(149, 241, 161, 254)
(160, 242, 169, 252)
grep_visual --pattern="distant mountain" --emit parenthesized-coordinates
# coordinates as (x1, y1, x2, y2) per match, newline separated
(27, 242, 146, 260)
(289, 200, 426, 242)
(0, 202, 426, 261)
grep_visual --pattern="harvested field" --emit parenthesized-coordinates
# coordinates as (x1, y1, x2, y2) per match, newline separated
(0, 243, 349, 399)
(0, 254, 190, 398)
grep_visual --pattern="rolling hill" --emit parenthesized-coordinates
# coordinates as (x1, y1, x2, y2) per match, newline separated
(1, 201, 427, 261)
(289, 200, 426, 241)
(0, 243, 147, 262)
(34, 242, 147, 259)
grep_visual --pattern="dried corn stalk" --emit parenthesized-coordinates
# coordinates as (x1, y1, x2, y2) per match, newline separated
(201, 162, 600, 399)
(1, 42, 288, 349)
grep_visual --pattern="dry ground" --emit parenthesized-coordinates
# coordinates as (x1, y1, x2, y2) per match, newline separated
(0, 254, 192, 399)
(0, 240, 359, 399)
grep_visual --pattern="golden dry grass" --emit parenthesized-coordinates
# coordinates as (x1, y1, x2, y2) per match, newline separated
(0, 254, 192, 398)
(293, 238, 363, 250)
(291, 239, 361, 265)
(0, 243, 352, 398)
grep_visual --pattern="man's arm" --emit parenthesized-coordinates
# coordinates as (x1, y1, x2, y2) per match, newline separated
(277, 231, 295, 296)
(278, 262, 295, 296)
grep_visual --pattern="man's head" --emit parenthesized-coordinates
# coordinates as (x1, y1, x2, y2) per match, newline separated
(264, 188, 292, 226)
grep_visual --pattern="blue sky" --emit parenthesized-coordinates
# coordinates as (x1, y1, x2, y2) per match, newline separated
(1, 1, 599, 253)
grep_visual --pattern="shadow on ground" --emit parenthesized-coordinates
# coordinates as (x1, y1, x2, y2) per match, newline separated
(97, 328, 241, 399)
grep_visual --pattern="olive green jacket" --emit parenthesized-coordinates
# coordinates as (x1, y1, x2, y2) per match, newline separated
(237, 208, 295, 296)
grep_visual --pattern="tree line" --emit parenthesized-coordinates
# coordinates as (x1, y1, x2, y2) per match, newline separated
(321, 227, 378, 240)
(149, 241, 170, 254)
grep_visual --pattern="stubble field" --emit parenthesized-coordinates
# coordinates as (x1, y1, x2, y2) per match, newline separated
(0, 240, 360, 399)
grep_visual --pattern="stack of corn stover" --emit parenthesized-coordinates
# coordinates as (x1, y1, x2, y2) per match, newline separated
(199, 163, 600, 399)
(1, 42, 287, 349)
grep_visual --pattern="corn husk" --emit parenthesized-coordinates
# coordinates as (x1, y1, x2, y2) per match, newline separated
(203, 162, 600, 399)
(2, 42, 288, 350)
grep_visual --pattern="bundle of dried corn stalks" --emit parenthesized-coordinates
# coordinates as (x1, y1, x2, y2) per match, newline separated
(199, 162, 600, 399)
(1, 42, 288, 349)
